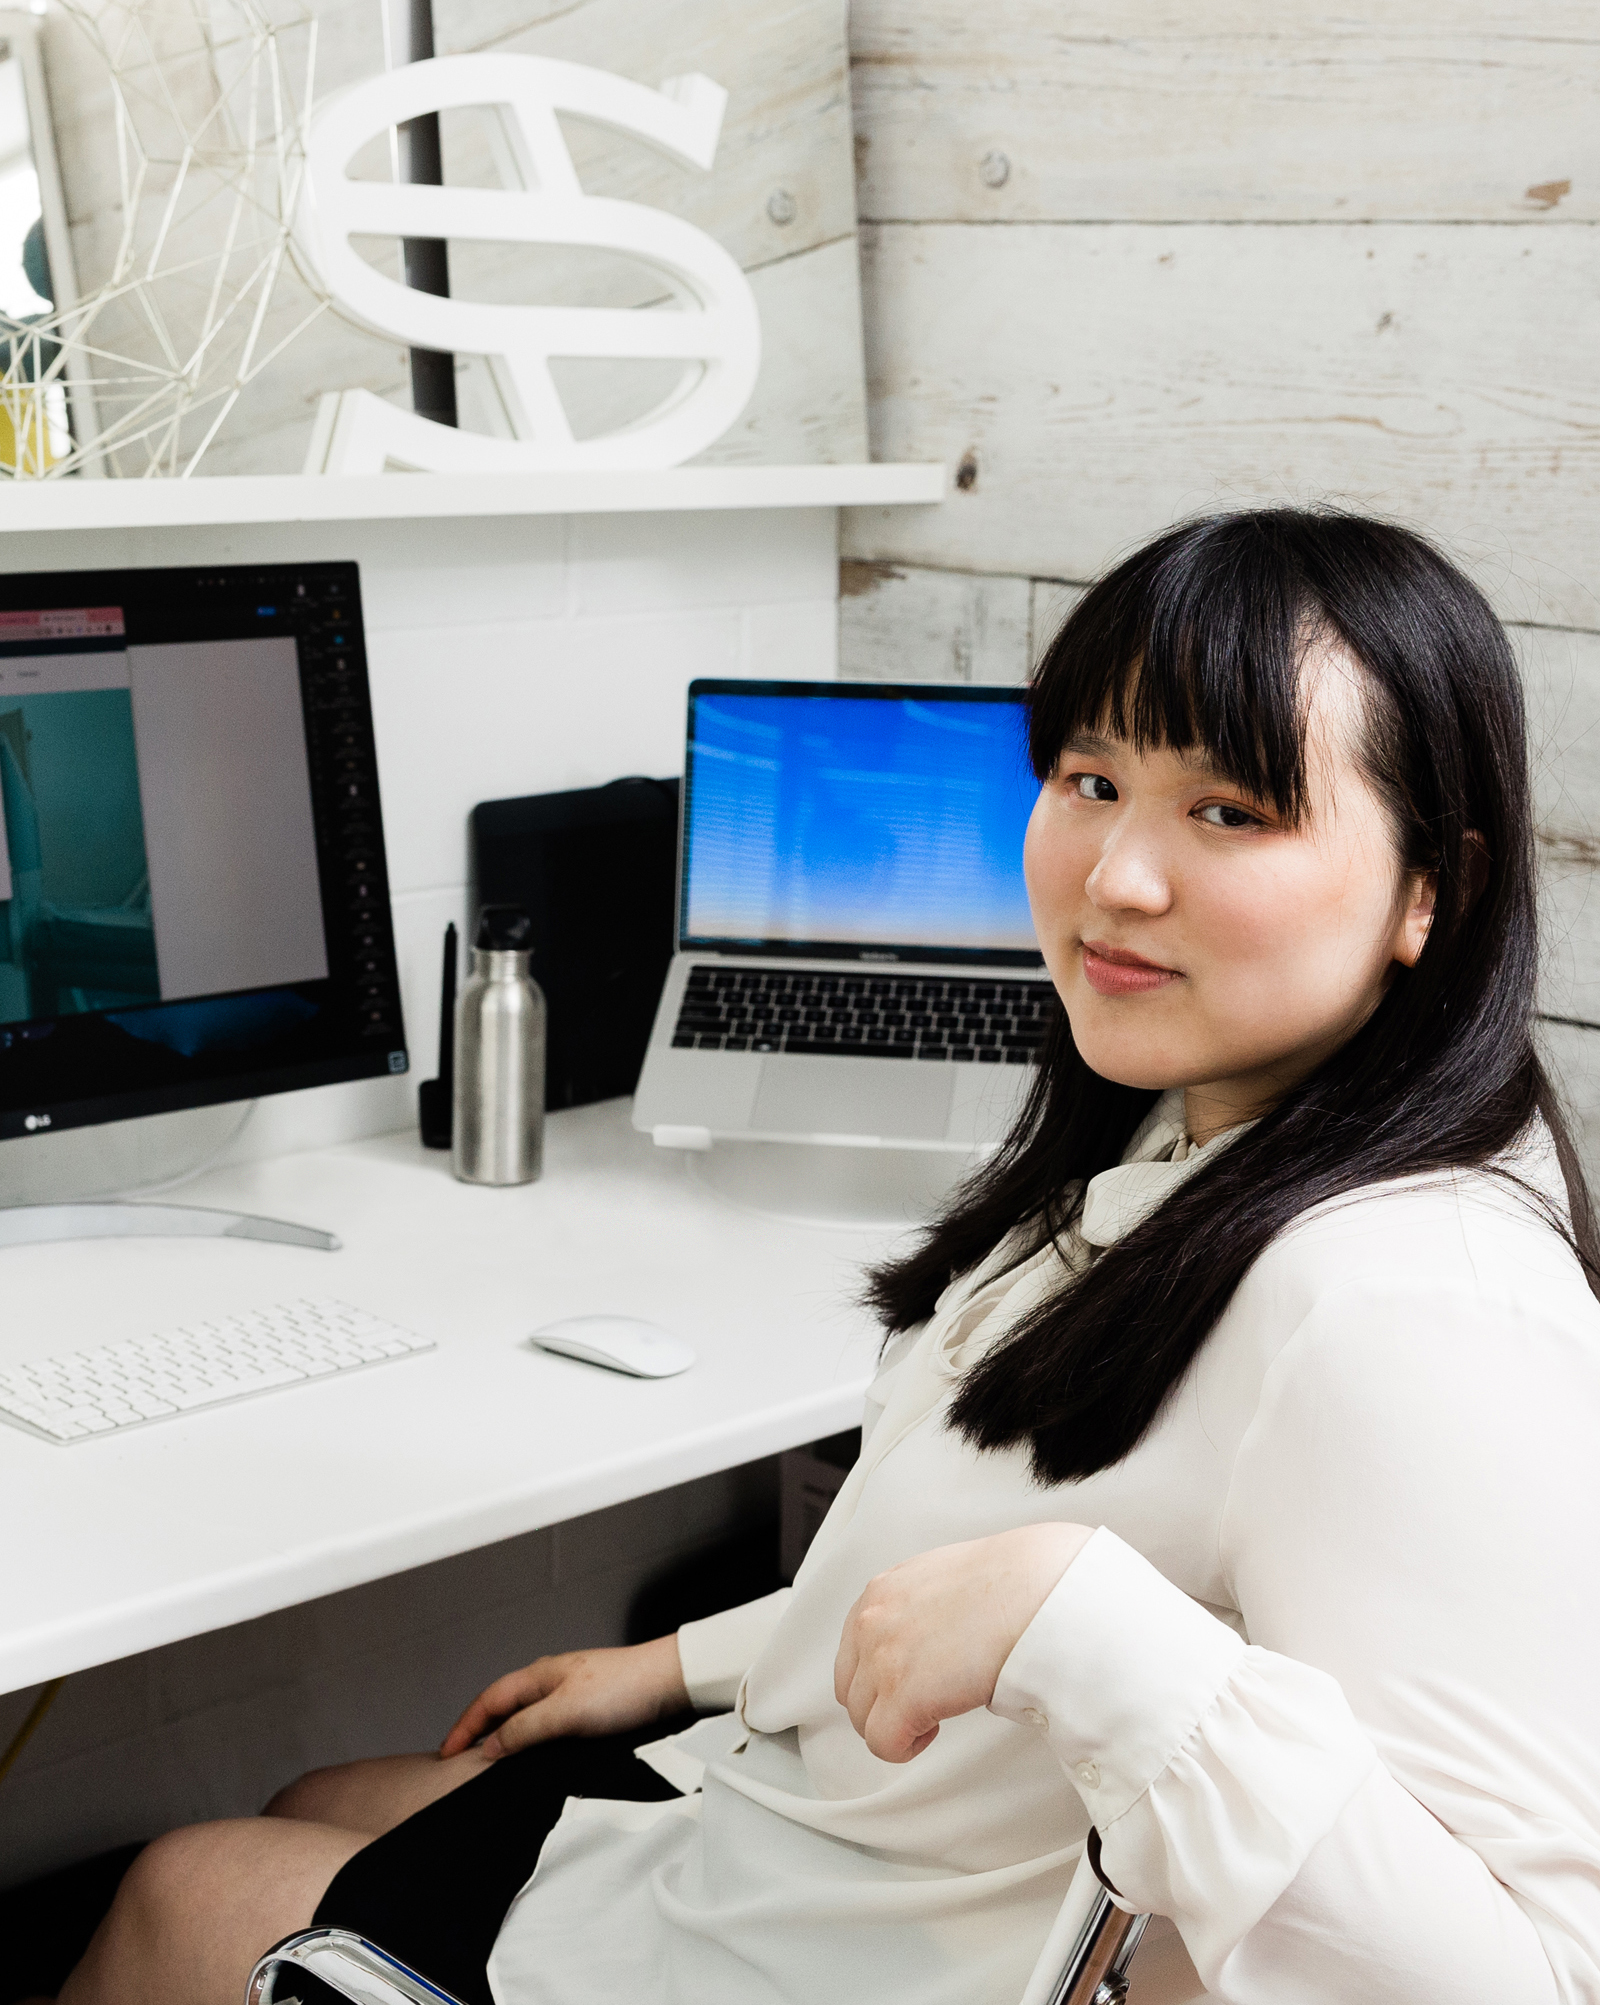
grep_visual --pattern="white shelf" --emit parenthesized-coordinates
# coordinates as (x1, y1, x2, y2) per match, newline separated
(0, 461, 944, 533)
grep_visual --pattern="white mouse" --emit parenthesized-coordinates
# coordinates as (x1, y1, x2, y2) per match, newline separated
(530, 1314, 697, 1379)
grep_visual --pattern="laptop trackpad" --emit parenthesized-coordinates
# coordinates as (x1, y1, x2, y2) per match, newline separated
(751, 1057, 954, 1141)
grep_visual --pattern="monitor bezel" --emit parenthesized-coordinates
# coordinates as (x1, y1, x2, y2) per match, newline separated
(0, 560, 407, 1142)
(678, 678, 1044, 969)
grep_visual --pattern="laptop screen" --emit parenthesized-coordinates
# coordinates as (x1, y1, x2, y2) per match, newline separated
(680, 680, 1041, 965)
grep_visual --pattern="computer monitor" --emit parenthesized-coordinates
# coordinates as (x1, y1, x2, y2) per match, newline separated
(0, 561, 405, 1147)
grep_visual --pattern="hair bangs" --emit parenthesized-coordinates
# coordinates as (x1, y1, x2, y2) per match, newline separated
(1028, 519, 1325, 824)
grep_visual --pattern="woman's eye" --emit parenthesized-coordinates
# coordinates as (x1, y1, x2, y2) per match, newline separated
(1195, 801, 1264, 830)
(1070, 773, 1118, 802)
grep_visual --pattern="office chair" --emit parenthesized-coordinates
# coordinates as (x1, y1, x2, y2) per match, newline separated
(247, 1865, 1148, 2005)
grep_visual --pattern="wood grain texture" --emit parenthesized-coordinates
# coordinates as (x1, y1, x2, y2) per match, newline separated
(836, 559, 1087, 681)
(1520, 624, 1600, 1026)
(438, 0, 859, 273)
(1030, 578, 1085, 661)
(1537, 1018, 1600, 1192)
(849, 1, 1600, 223)
(843, 221, 1600, 627)
(839, 559, 1031, 681)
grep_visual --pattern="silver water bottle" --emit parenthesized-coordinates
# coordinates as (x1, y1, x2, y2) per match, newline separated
(452, 906, 546, 1185)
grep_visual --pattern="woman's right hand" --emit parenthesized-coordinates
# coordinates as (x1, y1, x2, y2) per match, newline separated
(439, 1632, 691, 1760)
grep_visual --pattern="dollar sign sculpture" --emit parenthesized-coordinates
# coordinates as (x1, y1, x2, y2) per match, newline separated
(294, 55, 762, 474)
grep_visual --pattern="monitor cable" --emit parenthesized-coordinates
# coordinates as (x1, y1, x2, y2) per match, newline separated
(112, 1098, 260, 1199)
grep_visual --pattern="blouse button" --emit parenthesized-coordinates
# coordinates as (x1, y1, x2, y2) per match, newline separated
(1075, 1760, 1101, 1790)
(1021, 1706, 1049, 1731)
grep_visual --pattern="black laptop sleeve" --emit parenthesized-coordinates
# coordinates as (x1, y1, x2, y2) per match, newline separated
(469, 776, 679, 1111)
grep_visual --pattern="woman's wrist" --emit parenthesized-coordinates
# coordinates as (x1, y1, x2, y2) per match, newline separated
(1001, 1522, 1097, 1650)
(648, 1630, 692, 1716)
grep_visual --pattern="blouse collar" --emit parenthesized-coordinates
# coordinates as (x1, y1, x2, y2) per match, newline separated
(927, 1092, 1247, 1380)
(1080, 1089, 1245, 1246)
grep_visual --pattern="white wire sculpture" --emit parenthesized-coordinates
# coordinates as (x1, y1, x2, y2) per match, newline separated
(1, 0, 326, 479)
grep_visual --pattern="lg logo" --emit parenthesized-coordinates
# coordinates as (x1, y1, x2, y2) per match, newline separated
(295, 56, 761, 475)
(23, 1112, 51, 1132)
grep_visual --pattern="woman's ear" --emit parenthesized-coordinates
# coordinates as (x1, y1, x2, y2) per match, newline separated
(1394, 870, 1437, 969)
(1394, 831, 1486, 969)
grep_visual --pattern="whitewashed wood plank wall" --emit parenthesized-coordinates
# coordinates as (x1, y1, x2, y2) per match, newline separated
(836, 1, 1600, 1173)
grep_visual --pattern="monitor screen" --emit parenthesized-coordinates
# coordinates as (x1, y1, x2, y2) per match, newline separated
(0, 562, 405, 1139)
(681, 680, 1041, 964)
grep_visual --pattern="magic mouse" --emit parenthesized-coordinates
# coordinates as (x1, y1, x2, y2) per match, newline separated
(530, 1314, 697, 1379)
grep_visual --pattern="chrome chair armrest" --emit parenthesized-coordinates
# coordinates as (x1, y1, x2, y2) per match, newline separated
(247, 1928, 468, 2005)
(245, 1883, 1149, 2005)
(1047, 1887, 1150, 2005)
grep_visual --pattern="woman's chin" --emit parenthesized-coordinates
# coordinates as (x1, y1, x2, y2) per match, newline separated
(1065, 1008, 1199, 1095)
(1087, 1061, 1191, 1094)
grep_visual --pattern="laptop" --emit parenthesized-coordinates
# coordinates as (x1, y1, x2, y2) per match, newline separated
(632, 679, 1060, 1152)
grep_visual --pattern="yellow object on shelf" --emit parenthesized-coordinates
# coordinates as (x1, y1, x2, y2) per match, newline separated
(0, 386, 56, 475)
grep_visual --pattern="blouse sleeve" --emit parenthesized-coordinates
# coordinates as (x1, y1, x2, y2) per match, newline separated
(991, 1273, 1600, 2003)
(677, 1589, 794, 1712)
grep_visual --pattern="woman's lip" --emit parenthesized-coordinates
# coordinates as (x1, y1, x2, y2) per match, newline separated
(1080, 941, 1181, 996)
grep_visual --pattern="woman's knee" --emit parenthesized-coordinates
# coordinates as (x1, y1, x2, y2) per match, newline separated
(263, 1765, 343, 1823)
(265, 1755, 410, 1829)
(110, 1823, 235, 1949)
(265, 1749, 491, 1837)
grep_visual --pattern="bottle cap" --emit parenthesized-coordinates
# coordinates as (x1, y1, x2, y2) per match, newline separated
(476, 905, 535, 953)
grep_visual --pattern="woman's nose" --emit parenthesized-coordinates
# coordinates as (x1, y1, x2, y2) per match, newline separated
(1085, 828, 1172, 915)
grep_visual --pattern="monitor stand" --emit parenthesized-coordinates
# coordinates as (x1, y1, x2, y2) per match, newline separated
(0, 1203, 338, 1252)
(0, 1102, 337, 1251)
(687, 1139, 979, 1231)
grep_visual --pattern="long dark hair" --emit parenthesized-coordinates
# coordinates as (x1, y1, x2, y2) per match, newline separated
(867, 508, 1598, 1485)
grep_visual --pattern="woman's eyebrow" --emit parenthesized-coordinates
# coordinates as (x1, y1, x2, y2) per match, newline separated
(1059, 731, 1120, 759)
(1061, 731, 1220, 774)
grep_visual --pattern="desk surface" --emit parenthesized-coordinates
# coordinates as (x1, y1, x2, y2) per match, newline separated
(1, 1104, 893, 1696)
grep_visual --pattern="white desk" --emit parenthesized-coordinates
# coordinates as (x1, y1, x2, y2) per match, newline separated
(0, 1102, 893, 1697)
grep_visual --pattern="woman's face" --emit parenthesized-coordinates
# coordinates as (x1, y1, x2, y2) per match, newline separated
(1023, 649, 1436, 1142)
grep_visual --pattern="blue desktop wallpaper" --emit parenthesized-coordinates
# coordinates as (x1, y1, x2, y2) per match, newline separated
(683, 691, 1040, 952)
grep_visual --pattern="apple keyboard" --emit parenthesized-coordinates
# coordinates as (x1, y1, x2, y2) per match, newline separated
(0, 1299, 434, 1445)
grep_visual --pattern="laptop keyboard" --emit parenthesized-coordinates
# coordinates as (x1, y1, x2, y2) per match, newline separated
(670, 966, 1059, 1064)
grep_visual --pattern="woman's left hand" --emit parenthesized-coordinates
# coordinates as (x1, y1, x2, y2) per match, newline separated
(834, 1523, 1094, 1763)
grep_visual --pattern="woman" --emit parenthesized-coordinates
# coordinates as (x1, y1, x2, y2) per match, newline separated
(55, 510, 1600, 2005)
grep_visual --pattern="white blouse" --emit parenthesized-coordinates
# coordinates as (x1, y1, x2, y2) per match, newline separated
(489, 1095, 1600, 2005)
